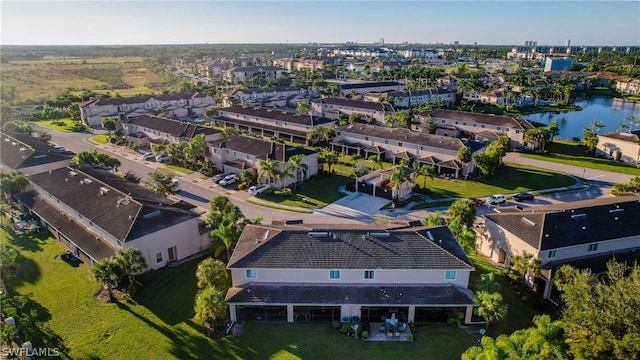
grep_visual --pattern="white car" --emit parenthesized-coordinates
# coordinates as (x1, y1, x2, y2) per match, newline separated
(248, 184, 269, 195)
(141, 152, 154, 160)
(212, 173, 228, 182)
(53, 145, 66, 151)
(156, 154, 172, 163)
(171, 178, 182, 192)
(219, 174, 239, 187)
(487, 194, 507, 205)
(194, 118, 206, 123)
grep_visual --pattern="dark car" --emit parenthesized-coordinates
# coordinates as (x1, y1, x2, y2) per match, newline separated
(513, 192, 535, 201)
(470, 198, 484, 207)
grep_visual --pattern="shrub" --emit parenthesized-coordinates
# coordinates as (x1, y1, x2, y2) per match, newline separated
(274, 188, 292, 196)
(263, 188, 274, 195)
(361, 330, 369, 339)
(237, 183, 247, 190)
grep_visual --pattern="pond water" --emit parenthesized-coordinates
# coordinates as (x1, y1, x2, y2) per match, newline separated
(522, 97, 640, 140)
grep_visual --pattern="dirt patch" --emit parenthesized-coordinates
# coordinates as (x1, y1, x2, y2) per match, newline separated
(95, 288, 128, 304)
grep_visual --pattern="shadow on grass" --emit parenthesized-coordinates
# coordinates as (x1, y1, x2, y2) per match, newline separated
(5, 250, 42, 287)
(5, 231, 49, 253)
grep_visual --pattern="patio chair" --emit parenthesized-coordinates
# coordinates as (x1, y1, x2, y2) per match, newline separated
(398, 323, 407, 332)
(378, 324, 386, 333)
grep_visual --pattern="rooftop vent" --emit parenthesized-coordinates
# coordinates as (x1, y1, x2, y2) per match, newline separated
(99, 187, 110, 195)
(609, 208, 624, 214)
(370, 232, 390, 237)
(308, 232, 328, 238)
(82, 179, 92, 184)
(426, 231, 435, 241)
(69, 171, 78, 177)
(571, 214, 587, 220)
(522, 217, 536, 226)
(263, 230, 270, 240)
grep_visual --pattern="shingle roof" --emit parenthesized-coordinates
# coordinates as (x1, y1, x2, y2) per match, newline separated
(539, 248, 640, 280)
(339, 81, 400, 90)
(228, 224, 474, 270)
(208, 135, 315, 161)
(312, 98, 394, 112)
(26, 166, 197, 242)
(80, 92, 209, 108)
(125, 115, 220, 139)
(388, 89, 454, 97)
(484, 196, 640, 251)
(219, 105, 317, 126)
(337, 123, 485, 153)
(228, 66, 285, 72)
(226, 282, 474, 305)
(422, 109, 536, 130)
(1, 130, 73, 170)
(600, 131, 640, 143)
(215, 117, 307, 138)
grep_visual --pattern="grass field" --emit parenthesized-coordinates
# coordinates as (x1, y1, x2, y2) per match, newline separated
(35, 119, 92, 133)
(3, 228, 481, 359)
(520, 140, 640, 176)
(1, 57, 162, 101)
(258, 174, 349, 208)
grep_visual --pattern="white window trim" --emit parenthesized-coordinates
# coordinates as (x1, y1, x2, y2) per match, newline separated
(245, 269, 257, 279)
(155, 252, 163, 264)
(329, 270, 341, 280)
(445, 270, 457, 280)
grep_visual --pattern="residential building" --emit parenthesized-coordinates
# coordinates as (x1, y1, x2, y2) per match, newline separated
(596, 131, 640, 166)
(333, 123, 485, 177)
(1, 130, 73, 175)
(215, 105, 335, 145)
(544, 57, 574, 72)
(363, 89, 455, 108)
(326, 81, 405, 97)
(79, 92, 216, 126)
(122, 115, 223, 149)
(207, 135, 318, 187)
(615, 78, 640, 95)
(223, 66, 286, 84)
(480, 196, 640, 301)
(356, 166, 417, 200)
(225, 87, 312, 108)
(413, 109, 536, 148)
(14, 166, 208, 269)
(311, 98, 395, 126)
(226, 222, 476, 324)
(479, 91, 507, 105)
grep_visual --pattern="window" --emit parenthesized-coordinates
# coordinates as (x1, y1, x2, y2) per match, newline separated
(497, 127, 501, 130)
(398, 142, 403, 147)
(481, 124, 485, 128)
(155, 252, 163, 263)
(329, 270, 341, 280)
(445, 270, 457, 280)
(246, 269, 257, 278)
(364, 270, 375, 279)
(515, 130, 520, 134)
(365, 136, 369, 141)
(588, 243, 599, 252)
(384, 140, 389, 144)
(548, 250, 557, 258)
(246, 155, 250, 159)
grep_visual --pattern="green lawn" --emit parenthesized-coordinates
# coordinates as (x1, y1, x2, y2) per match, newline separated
(36, 119, 92, 133)
(520, 140, 640, 176)
(258, 175, 349, 208)
(4, 228, 477, 359)
(88, 134, 110, 144)
(166, 164, 194, 175)
(417, 162, 576, 200)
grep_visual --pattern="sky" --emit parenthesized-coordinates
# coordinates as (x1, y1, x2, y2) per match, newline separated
(1, 1, 639, 46)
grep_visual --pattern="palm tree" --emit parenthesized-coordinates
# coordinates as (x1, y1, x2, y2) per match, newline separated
(286, 154, 308, 190)
(626, 115, 639, 130)
(320, 151, 339, 174)
(258, 159, 280, 188)
(210, 222, 239, 262)
(196, 258, 229, 289)
(474, 291, 508, 327)
(115, 247, 147, 292)
(0, 170, 29, 203)
(368, 155, 383, 170)
(277, 166, 294, 189)
(388, 166, 414, 200)
(476, 273, 501, 293)
(92, 258, 122, 301)
(194, 286, 227, 330)
(417, 164, 436, 188)
(101, 117, 118, 139)
(510, 251, 541, 293)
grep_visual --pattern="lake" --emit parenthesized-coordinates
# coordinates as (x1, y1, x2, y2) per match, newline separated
(522, 97, 640, 140)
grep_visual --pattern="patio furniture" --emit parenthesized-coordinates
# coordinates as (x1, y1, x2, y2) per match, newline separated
(398, 323, 407, 332)
(378, 324, 386, 333)
(394, 330, 400, 337)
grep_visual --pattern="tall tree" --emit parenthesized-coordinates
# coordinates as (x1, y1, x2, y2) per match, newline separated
(142, 168, 178, 196)
(0, 170, 29, 203)
(196, 258, 230, 289)
(194, 285, 227, 329)
(258, 159, 280, 188)
(92, 258, 122, 301)
(457, 146, 472, 163)
(476, 273, 501, 293)
(417, 164, 436, 188)
(319, 151, 339, 174)
(510, 251, 541, 293)
(210, 222, 239, 262)
(474, 291, 507, 327)
(446, 198, 477, 229)
(114, 247, 147, 294)
(286, 154, 308, 190)
(548, 120, 560, 142)
(388, 166, 414, 200)
(101, 117, 118, 139)
(368, 155, 384, 170)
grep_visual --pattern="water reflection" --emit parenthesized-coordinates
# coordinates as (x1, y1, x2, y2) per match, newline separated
(523, 97, 640, 139)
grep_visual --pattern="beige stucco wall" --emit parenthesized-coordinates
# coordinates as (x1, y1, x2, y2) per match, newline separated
(479, 220, 539, 265)
(230, 268, 471, 288)
(597, 136, 640, 166)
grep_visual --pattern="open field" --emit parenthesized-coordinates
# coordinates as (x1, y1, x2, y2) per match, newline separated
(520, 140, 640, 176)
(1, 57, 162, 101)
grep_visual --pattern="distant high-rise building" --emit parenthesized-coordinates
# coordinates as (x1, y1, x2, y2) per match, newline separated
(566, 39, 571, 47)
(544, 57, 574, 72)
(454, 41, 459, 45)
(379, 37, 384, 45)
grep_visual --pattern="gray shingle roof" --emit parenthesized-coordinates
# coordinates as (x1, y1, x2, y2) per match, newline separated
(484, 196, 640, 251)
(600, 131, 640, 143)
(26, 166, 197, 242)
(422, 109, 536, 130)
(339, 81, 400, 90)
(208, 135, 315, 161)
(80, 92, 208, 108)
(226, 282, 474, 305)
(125, 115, 220, 139)
(1, 130, 73, 170)
(219, 105, 317, 126)
(228, 224, 474, 270)
(337, 123, 485, 153)
(312, 98, 395, 112)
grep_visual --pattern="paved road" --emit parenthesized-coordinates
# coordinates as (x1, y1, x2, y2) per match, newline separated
(45, 128, 634, 226)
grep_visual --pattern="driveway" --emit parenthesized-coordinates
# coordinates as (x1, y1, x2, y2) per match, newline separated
(314, 191, 390, 220)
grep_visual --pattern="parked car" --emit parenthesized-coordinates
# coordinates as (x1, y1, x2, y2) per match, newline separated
(53, 145, 66, 151)
(487, 194, 507, 205)
(194, 118, 206, 123)
(248, 184, 269, 195)
(142, 152, 155, 160)
(513, 192, 535, 201)
(156, 154, 172, 163)
(219, 174, 239, 187)
(470, 198, 484, 207)
(212, 173, 229, 183)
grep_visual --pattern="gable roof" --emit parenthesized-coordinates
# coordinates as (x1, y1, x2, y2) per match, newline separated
(484, 196, 640, 251)
(1, 130, 73, 170)
(228, 224, 474, 270)
(219, 105, 318, 126)
(208, 135, 315, 161)
(79, 92, 210, 108)
(337, 123, 486, 153)
(338, 81, 401, 90)
(125, 115, 220, 139)
(600, 131, 640, 143)
(421, 109, 536, 130)
(26, 166, 197, 242)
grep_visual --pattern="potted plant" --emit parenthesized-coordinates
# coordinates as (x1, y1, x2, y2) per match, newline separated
(361, 330, 369, 340)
